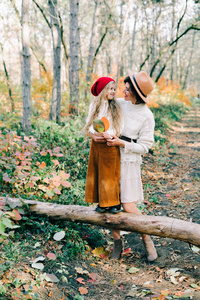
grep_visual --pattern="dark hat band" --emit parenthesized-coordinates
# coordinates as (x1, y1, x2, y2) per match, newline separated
(133, 75, 147, 98)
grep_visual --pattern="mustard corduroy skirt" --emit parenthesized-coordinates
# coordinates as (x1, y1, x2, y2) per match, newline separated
(85, 140, 120, 207)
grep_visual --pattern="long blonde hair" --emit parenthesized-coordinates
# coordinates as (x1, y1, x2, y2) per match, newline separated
(84, 81, 123, 137)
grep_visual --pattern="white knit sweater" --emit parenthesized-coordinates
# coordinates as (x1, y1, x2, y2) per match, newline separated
(117, 98, 155, 163)
(87, 100, 118, 136)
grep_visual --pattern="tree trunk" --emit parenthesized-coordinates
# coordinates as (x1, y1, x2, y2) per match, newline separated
(3, 197, 200, 247)
(48, 0, 61, 123)
(84, 0, 99, 100)
(22, 0, 31, 132)
(182, 31, 195, 89)
(116, 0, 131, 84)
(130, 15, 137, 69)
(69, 0, 79, 115)
(0, 43, 15, 112)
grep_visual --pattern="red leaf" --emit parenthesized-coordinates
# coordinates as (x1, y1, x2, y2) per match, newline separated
(47, 253, 56, 260)
(52, 160, 59, 165)
(12, 209, 21, 221)
(78, 287, 88, 295)
(40, 151, 47, 156)
(59, 171, 70, 179)
(53, 147, 61, 153)
(88, 272, 100, 281)
(3, 173, 12, 182)
(76, 278, 85, 284)
(144, 201, 150, 205)
(24, 151, 31, 157)
(53, 188, 61, 195)
(62, 181, 71, 188)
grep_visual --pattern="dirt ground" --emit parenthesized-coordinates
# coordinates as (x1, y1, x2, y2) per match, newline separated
(1, 100, 200, 300)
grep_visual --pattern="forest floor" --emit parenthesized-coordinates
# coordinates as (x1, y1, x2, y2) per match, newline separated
(1, 100, 200, 300)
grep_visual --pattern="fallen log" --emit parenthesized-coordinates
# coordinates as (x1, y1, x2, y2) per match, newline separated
(1, 197, 200, 247)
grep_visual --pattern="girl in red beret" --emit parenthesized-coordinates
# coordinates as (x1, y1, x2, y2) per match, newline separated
(84, 77, 123, 213)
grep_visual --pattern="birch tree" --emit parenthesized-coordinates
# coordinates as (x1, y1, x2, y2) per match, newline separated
(22, 0, 31, 132)
(116, 0, 131, 84)
(0, 42, 14, 112)
(84, 0, 99, 99)
(69, 0, 79, 115)
(48, 0, 61, 123)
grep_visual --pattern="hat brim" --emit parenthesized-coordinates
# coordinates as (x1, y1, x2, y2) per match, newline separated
(128, 69, 149, 104)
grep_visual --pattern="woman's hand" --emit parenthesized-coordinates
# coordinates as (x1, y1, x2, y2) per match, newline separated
(106, 135, 125, 148)
(89, 131, 106, 143)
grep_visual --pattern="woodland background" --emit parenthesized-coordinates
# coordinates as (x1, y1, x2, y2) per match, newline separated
(0, 0, 200, 299)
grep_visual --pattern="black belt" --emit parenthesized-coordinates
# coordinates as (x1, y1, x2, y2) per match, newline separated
(120, 135, 137, 143)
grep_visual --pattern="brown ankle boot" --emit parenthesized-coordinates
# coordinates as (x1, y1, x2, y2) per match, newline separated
(143, 236, 157, 262)
(110, 239, 123, 260)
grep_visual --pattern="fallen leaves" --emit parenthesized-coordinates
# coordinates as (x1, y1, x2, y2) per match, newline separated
(78, 287, 88, 295)
(128, 267, 140, 274)
(92, 246, 109, 258)
(53, 230, 65, 241)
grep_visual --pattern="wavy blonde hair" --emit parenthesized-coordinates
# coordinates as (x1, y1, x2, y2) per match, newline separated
(84, 81, 123, 137)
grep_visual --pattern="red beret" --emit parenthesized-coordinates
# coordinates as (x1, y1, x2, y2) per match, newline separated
(91, 77, 115, 96)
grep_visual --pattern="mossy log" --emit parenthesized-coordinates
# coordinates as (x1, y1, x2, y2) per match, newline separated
(1, 197, 200, 247)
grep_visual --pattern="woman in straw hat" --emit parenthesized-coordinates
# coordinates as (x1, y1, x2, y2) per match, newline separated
(90, 70, 158, 262)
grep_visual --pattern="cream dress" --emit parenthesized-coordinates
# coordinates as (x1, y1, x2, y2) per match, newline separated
(117, 98, 155, 203)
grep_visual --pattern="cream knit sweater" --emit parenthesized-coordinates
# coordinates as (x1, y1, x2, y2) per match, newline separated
(117, 98, 155, 163)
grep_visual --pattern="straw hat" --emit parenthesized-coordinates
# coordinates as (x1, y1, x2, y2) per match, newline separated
(128, 70, 154, 104)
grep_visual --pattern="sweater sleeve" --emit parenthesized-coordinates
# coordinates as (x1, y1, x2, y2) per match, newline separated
(123, 116, 155, 155)
(86, 103, 96, 134)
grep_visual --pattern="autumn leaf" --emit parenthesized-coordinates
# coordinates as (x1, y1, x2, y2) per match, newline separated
(101, 117, 110, 131)
(45, 273, 59, 283)
(62, 181, 71, 188)
(59, 171, 70, 179)
(53, 147, 61, 153)
(47, 253, 56, 260)
(40, 151, 47, 156)
(31, 262, 44, 270)
(46, 190, 54, 198)
(190, 283, 200, 289)
(12, 209, 21, 221)
(75, 267, 89, 275)
(78, 287, 88, 295)
(53, 231, 65, 241)
(52, 159, 59, 165)
(3, 173, 12, 182)
(92, 246, 108, 257)
(128, 267, 140, 274)
(53, 188, 61, 195)
(39, 161, 46, 169)
(88, 272, 100, 281)
(76, 277, 85, 284)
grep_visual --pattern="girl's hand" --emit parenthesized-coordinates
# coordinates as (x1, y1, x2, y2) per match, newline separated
(89, 132, 106, 143)
(103, 132, 113, 140)
(106, 136, 125, 148)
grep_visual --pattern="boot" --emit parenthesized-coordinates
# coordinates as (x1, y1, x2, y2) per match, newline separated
(142, 236, 157, 262)
(95, 205, 107, 213)
(110, 239, 123, 260)
(109, 204, 121, 214)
